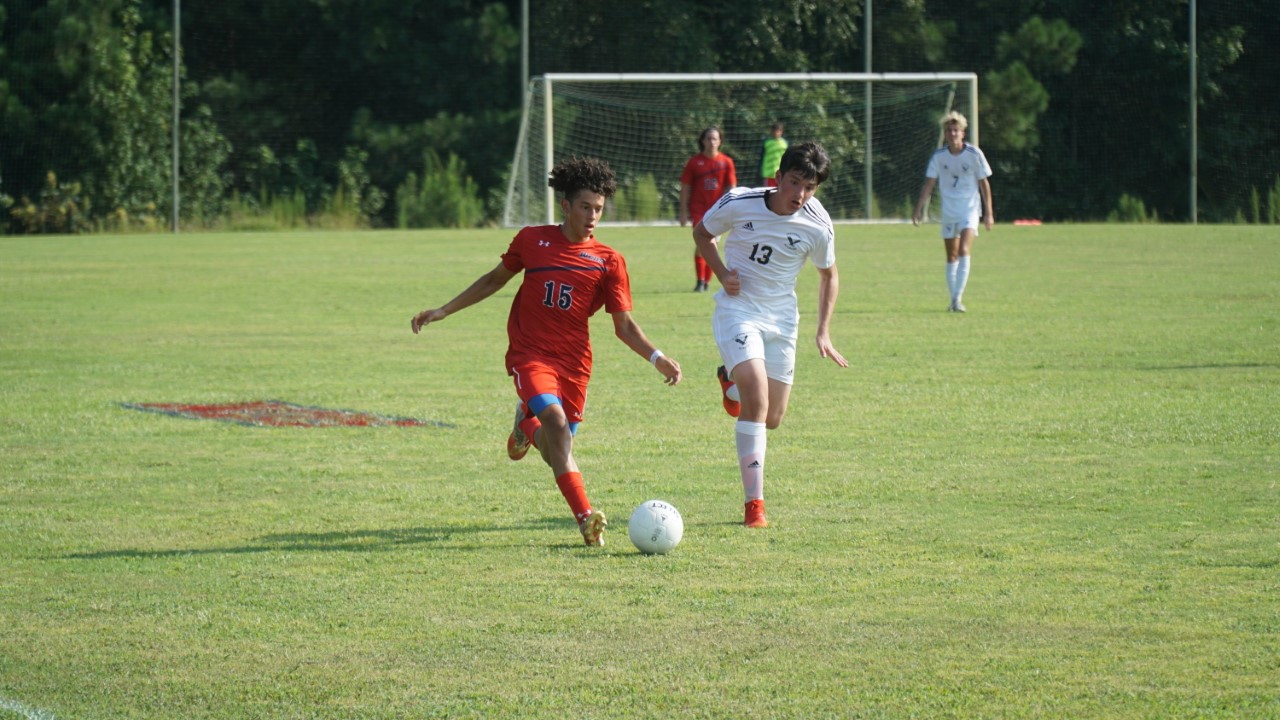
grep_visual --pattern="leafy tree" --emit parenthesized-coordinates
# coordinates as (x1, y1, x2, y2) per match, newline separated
(182, 0, 520, 227)
(84, 0, 173, 225)
(997, 16, 1082, 78)
(1, 0, 228, 231)
(2, 0, 1274, 229)
(178, 104, 232, 227)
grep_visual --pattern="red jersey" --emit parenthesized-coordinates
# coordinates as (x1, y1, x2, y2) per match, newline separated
(680, 152, 737, 223)
(500, 225, 633, 378)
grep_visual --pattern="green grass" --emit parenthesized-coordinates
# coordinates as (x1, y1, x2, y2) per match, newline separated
(1, 224, 1277, 719)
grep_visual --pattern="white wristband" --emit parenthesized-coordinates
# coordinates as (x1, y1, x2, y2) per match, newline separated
(649, 349, 664, 366)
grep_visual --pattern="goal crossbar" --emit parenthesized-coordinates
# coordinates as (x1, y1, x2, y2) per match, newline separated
(540, 72, 978, 83)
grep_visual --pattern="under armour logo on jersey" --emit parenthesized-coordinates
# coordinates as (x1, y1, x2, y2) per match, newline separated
(538, 240, 551, 247)
(786, 234, 801, 248)
(742, 221, 755, 231)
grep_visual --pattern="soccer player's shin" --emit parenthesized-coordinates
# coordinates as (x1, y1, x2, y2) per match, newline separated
(956, 256, 971, 299)
(735, 420, 766, 502)
(555, 471, 592, 521)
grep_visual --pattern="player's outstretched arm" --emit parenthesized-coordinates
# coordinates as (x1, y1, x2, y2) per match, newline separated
(411, 262, 517, 334)
(612, 311, 682, 385)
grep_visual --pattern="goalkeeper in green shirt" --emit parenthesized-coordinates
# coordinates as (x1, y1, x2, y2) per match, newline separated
(758, 122, 788, 187)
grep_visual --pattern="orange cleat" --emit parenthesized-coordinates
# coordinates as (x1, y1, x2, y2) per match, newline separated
(507, 402, 531, 461)
(744, 499, 768, 528)
(717, 365, 740, 418)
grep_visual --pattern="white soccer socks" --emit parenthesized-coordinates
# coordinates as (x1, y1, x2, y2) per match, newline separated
(735, 420, 766, 502)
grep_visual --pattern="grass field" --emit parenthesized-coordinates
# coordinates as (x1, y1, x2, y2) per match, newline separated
(2, 223, 1277, 719)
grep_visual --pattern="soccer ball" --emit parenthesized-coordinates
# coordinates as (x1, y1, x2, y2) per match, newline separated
(628, 499, 684, 554)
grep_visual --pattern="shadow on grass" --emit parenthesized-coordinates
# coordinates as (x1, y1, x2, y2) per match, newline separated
(60, 517, 588, 560)
(1139, 362, 1277, 371)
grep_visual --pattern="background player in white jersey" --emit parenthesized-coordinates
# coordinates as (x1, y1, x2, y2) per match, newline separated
(692, 141, 848, 528)
(911, 111, 994, 312)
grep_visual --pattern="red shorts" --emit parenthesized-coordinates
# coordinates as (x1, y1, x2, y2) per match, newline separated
(508, 358, 588, 426)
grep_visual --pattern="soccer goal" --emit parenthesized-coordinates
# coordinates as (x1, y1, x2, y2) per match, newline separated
(503, 72, 978, 227)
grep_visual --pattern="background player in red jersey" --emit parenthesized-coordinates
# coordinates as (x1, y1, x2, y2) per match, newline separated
(679, 126, 737, 292)
(411, 156, 682, 547)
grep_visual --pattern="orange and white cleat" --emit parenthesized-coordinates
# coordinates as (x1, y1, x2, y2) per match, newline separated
(507, 402, 531, 461)
(578, 510, 607, 546)
(716, 365, 740, 418)
(744, 498, 768, 528)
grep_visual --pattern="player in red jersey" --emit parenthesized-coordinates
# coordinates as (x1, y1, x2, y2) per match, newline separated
(411, 156, 682, 547)
(679, 126, 737, 292)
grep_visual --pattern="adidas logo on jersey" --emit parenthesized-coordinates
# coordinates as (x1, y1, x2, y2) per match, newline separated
(747, 460, 762, 469)
(742, 221, 755, 231)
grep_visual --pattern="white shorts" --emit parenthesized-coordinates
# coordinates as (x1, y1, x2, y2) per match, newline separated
(941, 212, 981, 239)
(712, 306, 797, 385)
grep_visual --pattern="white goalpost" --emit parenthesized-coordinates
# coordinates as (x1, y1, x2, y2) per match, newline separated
(504, 72, 978, 227)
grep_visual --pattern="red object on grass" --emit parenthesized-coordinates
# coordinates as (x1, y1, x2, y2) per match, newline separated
(121, 400, 452, 428)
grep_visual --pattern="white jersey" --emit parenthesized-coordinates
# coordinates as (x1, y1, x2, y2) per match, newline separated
(700, 186, 836, 322)
(925, 143, 992, 222)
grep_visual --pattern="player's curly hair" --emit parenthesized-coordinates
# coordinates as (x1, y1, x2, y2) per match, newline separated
(547, 156, 618, 200)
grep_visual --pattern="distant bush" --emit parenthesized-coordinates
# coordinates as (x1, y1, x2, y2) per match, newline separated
(613, 174, 662, 223)
(1108, 194, 1158, 223)
(9, 172, 90, 234)
(1269, 176, 1280, 224)
(395, 151, 484, 228)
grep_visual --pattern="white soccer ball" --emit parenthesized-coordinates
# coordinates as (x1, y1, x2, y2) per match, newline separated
(628, 499, 684, 554)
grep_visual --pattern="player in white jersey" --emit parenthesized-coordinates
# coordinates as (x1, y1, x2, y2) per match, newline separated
(912, 111, 994, 312)
(692, 141, 848, 528)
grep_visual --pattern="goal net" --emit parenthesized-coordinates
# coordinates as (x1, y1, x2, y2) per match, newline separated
(504, 73, 977, 227)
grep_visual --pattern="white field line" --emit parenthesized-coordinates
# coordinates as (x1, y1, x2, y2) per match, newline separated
(0, 696, 57, 720)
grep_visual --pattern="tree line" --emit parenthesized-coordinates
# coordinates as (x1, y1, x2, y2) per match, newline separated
(1, 0, 1275, 233)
